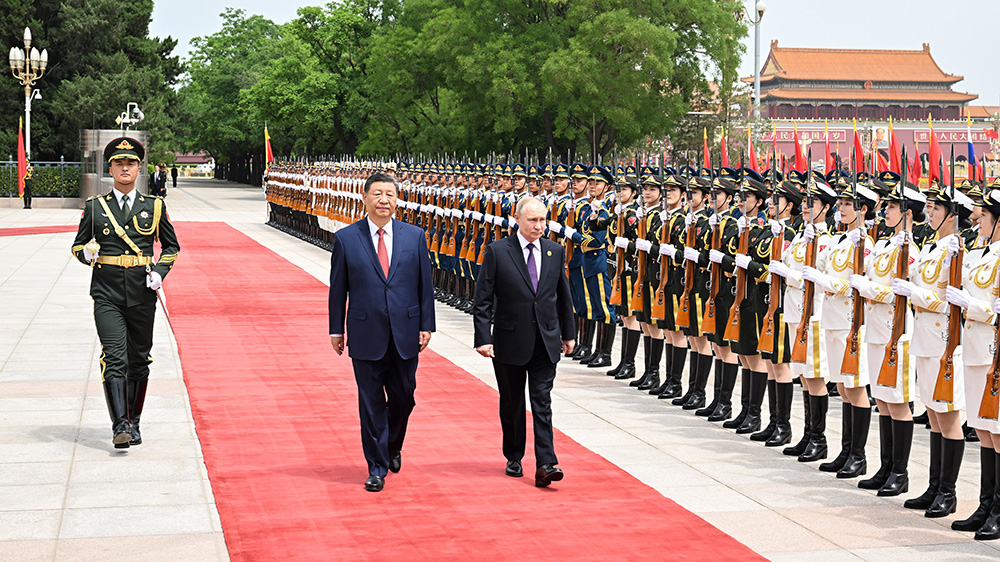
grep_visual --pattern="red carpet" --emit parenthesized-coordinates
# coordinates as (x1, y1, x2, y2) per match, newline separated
(0, 225, 77, 237)
(167, 222, 762, 562)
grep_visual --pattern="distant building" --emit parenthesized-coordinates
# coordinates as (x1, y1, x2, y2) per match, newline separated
(745, 41, 977, 122)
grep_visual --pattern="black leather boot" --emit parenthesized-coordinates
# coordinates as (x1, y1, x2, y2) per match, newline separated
(879, 419, 914, 497)
(708, 362, 739, 422)
(904, 431, 943, 508)
(724, 368, 752, 429)
(660, 345, 687, 399)
(587, 323, 615, 368)
(837, 405, 871, 479)
(798, 394, 829, 462)
(784, 390, 812, 456)
(637, 338, 664, 391)
(859, 415, 893, 489)
(925, 437, 964, 518)
(766, 382, 794, 447)
(682, 353, 712, 410)
(628, 335, 653, 385)
(697, 360, 724, 417)
(974, 451, 1000, 540)
(751, 379, 777, 441)
(613, 330, 641, 380)
(606, 326, 630, 377)
(103, 378, 132, 449)
(581, 323, 605, 365)
(671, 347, 696, 405)
(647, 341, 673, 394)
(954, 446, 996, 531)
(572, 320, 595, 360)
(820, 402, 853, 472)
(126, 378, 149, 446)
(736, 371, 767, 434)
(913, 410, 930, 427)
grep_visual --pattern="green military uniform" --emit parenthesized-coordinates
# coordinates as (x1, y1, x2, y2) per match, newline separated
(71, 137, 180, 449)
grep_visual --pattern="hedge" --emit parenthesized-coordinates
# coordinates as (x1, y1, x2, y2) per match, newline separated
(0, 166, 81, 197)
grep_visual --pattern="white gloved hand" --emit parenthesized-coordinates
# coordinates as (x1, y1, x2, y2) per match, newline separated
(801, 265, 828, 290)
(803, 222, 816, 242)
(847, 228, 862, 245)
(493, 215, 505, 226)
(685, 212, 695, 227)
(684, 247, 700, 262)
(709, 213, 720, 228)
(893, 231, 907, 248)
(471, 212, 483, 221)
(614, 204, 624, 215)
(463, 209, 472, 219)
(548, 220, 563, 234)
(563, 226, 578, 239)
(892, 278, 916, 297)
(484, 213, 495, 224)
(992, 298, 1000, 315)
(660, 243, 676, 257)
(945, 286, 973, 309)
(769, 219, 783, 237)
(834, 210, 843, 225)
(849, 274, 868, 292)
(83, 246, 99, 261)
(865, 219, 876, 230)
(635, 239, 653, 253)
(146, 271, 162, 291)
(735, 254, 751, 269)
(736, 216, 747, 233)
(614, 236, 629, 250)
(769, 260, 790, 279)
(709, 249, 725, 264)
(945, 235, 962, 257)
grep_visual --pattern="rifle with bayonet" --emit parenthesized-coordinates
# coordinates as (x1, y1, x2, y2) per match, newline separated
(791, 150, 817, 364)
(723, 158, 749, 343)
(934, 145, 962, 402)
(759, 154, 782, 354)
(878, 147, 911, 387)
(652, 153, 670, 321)
(842, 148, 865, 378)
(676, 156, 696, 329)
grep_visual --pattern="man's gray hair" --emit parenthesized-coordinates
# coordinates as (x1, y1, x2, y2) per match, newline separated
(514, 196, 546, 216)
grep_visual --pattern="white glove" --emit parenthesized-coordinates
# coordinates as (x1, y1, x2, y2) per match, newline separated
(471, 212, 483, 221)
(847, 228, 862, 245)
(614, 204, 624, 215)
(709, 213, 720, 228)
(803, 222, 816, 242)
(83, 246, 99, 261)
(493, 215, 505, 226)
(992, 298, 1000, 315)
(849, 274, 868, 293)
(865, 219, 876, 230)
(435, 207, 445, 217)
(735, 254, 751, 269)
(685, 212, 695, 227)
(892, 231, 907, 248)
(563, 226, 578, 239)
(709, 249, 725, 264)
(834, 210, 843, 225)
(548, 220, 563, 234)
(684, 247, 700, 262)
(892, 278, 916, 297)
(801, 266, 828, 290)
(614, 236, 629, 250)
(769, 219, 783, 237)
(484, 213, 495, 224)
(945, 286, 973, 309)
(769, 260, 790, 279)
(736, 216, 747, 233)
(945, 235, 962, 257)
(463, 209, 472, 219)
(635, 239, 653, 253)
(146, 271, 162, 291)
(660, 243, 676, 257)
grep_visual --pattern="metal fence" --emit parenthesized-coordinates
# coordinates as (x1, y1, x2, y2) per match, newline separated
(0, 159, 82, 197)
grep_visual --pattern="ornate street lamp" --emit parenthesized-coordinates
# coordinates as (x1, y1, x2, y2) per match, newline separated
(8, 27, 48, 159)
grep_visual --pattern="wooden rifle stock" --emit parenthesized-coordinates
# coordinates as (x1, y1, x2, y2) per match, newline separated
(933, 243, 963, 402)
(702, 212, 722, 335)
(676, 209, 697, 329)
(791, 231, 817, 364)
(841, 229, 865, 377)
(651, 212, 669, 321)
(979, 271, 1000, 419)
(724, 207, 749, 343)
(758, 224, 783, 354)
(609, 195, 626, 306)
(630, 206, 647, 313)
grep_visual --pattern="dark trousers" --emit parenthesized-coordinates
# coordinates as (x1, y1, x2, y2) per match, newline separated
(94, 299, 156, 382)
(22, 185, 31, 208)
(352, 335, 418, 477)
(493, 330, 558, 468)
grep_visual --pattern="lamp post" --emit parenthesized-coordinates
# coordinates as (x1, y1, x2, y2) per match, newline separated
(744, 1, 766, 119)
(8, 27, 48, 160)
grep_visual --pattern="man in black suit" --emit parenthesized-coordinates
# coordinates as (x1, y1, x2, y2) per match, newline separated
(473, 197, 576, 487)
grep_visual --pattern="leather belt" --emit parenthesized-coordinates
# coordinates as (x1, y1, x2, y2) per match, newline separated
(96, 255, 153, 268)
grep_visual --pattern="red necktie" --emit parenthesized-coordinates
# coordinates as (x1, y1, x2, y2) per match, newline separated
(377, 228, 390, 277)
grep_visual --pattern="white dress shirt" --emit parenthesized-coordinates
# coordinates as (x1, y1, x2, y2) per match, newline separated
(367, 217, 393, 261)
(112, 187, 137, 213)
(516, 231, 542, 278)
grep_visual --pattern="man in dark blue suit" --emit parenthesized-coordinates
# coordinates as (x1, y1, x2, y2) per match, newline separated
(329, 172, 435, 492)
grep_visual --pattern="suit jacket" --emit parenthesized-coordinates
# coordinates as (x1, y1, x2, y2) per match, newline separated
(473, 235, 576, 365)
(328, 218, 435, 361)
(72, 191, 180, 307)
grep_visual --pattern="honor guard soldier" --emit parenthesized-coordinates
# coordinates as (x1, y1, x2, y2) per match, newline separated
(561, 163, 594, 359)
(650, 168, 689, 399)
(629, 167, 666, 391)
(71, 137, 180, 449)
(579, 165, 617, 368)
(605, 167, 643, 381)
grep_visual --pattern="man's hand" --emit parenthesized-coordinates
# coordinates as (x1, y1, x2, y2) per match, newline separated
(419, 331, 432, 352)
(476, 344, 495, 358)
(562, 340, 575, 355)
(330, 335, 345, 355)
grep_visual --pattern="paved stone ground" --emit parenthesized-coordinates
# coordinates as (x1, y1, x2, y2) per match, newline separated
(1, 177, 998, 561)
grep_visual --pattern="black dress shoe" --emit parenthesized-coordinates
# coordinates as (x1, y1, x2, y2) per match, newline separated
(364, 475, 384, 492)
(112, 420, 132, 449)
(535, 464, 564, 488)
(129, 422, 142, 446)
(506, 460, 523, 477)
(389, 452, 402, 473)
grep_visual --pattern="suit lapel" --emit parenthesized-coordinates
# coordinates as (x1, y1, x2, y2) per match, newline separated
(386, 220, 403, 283)
(507, 237, 535, 294)
(356, 221, 387, 282)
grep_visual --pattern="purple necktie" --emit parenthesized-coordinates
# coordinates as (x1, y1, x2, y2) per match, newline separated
(526, 242, 538, 291)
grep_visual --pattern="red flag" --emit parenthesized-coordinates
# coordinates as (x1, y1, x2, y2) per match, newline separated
(928, 115, 943, 184)
(793, 123, 805, 172)
(748, 127, 759, 172)
(720, 128, 729, 168)
(889, 123, 901, 173)
(985, 129, 999, 141)
(852, 121, 865, 175)
(876, 151, 889, 173)
(17, 117, 26, 198)
(824, 121, 830, 175)
(264, 125, 274, 165)
(703, 128, 710, 169)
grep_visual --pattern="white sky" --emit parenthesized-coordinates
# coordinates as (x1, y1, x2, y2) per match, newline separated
(150, 0, 1000, 106)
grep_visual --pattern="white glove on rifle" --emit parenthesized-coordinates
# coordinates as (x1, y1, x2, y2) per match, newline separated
(769, 260, 790, 279)
(709, 249, 725, 264)
(892, 278, 916, 297)
(847, 228, 862, 245)
(769, 219, 783, 237)
(685, 212, 695, 227)
(833, 210, 843, 225)
(735, 254, 751, 270)
(614, 236, 629, 250)
(736, 216, 747, 233)
(635, 239, 652, 253)
(803, 222, 816, 242)
(709, 213, 720, 228)
(849, 274, 878, 300)
(684, 247, 700, 262)
(892, 232, 908, 248)
(563, 226, 578, 239)
(660, 243, 676, 257)
(548, 220, 563, 235)
(945, 286, 981, 310)
(801, 265, 830, 292)
(945, 235, 962, 257)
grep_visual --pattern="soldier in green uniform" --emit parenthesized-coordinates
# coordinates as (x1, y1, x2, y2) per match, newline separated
(71, 137, 180, 449)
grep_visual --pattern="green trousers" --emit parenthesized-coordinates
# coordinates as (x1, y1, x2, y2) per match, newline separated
(94, 299, 156, 382)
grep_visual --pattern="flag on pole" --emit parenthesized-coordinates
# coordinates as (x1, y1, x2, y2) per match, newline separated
(720, 127, 729, 168)
(909, 140, 923, 185)
(748, 125, 759, 171)
(17, 117, 27, 198)
(703, 128, 710, 169)
(793, 122, 805, 172)
(967, 114, 977, 181)
(928, 114, 943, 184)
(852, 119, 865, 175)
(264, 125, 274, 166)
(888, 117, 901, 174)
(824, 121, 830, 175)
